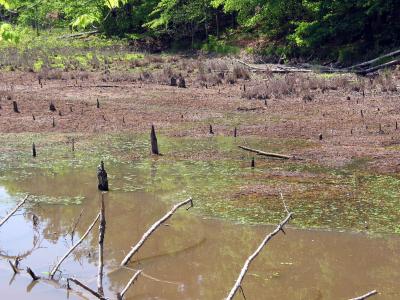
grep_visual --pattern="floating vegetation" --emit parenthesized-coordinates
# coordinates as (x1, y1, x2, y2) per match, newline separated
(0, 132, 399, 234)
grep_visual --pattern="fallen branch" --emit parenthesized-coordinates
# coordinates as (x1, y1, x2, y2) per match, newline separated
(50, 212, 100, 278)
(235, 59, 311, 73)
(0, 195, 29, 227)
(97, 195, 106, 295)
(238, 145, 292, 160)
(237, 107, 265, 112)
(69, 208, 85, 245)
(350, 48, 400, 69)
(58, 30, 99, 39)
(349, 290, 378, 300)
(117, 270, 142, 300)
(120, 198, 193, 266)
(357, 59, 400, 75)
(67, 277, 107, 299)
(226, 212, 293, 300)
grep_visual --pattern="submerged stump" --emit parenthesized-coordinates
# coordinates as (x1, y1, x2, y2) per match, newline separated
(97, 161, 109, 191)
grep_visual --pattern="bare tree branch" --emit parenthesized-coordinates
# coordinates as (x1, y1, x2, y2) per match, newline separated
(226, 212, 293, 300)
(120, 198, 193, 266)
(0, 195, 29, 227)
(349, 290, 378, 300)
(117, 270, 142, 300)
(50, 213, 100, 278)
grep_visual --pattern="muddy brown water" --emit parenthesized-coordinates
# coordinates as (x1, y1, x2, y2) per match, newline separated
(0, 168, 399, 300)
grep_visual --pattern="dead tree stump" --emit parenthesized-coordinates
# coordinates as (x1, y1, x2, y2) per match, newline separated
(49, 102, 56, 112)
(209, 125, 214, 134)
(13, 101, 19, 113)
(97, 161, 109, 191)
(32, 143, 36, 157)
(150, 125, 159, 155)
(177, 74, 186, 88)
(234, 127, 237, 137)
(170, 77, 177, 87)
(52, 117, 55, 127)
(251, 157, 255, 168)
(97, 99, 100, 108)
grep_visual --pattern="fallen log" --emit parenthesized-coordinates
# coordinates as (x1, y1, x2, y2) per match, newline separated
(58, 30, 99, 39)
(357, 59, 400, 75)
(350, 48, 400, 69)
(120, 198, 193, 266)
(0, 195, 29, 227)
(226, 212, 293, 300)
(235, 59, 312, 73)
(238, 145, 292, 160)
(349, 290, 378, 300)
(67, 277, 107, 300)
(117, 270, 142, 300)
(50, 212, 100, 278)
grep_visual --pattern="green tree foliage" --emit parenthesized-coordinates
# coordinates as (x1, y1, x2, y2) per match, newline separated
(1, 0, 400, 63)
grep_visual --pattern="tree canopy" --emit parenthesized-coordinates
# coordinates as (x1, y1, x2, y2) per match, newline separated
(0, 0, 399, 64)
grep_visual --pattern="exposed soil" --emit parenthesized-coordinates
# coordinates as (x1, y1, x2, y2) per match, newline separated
(1, 61, 400, 174)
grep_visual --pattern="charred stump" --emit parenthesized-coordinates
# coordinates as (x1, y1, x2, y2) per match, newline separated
(170, 77, 177, 87)
(13, 101, 19, 113)
(32, 143, 36, 157)
(49, 102, 56, 112)
(209, 124, 214, 135)
(97, 161, 109, 191)
(150, 125, 159, 155)
(177, 74, 186, 88)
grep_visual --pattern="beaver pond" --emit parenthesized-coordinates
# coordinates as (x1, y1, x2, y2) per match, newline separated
(0, 132, 399, 299)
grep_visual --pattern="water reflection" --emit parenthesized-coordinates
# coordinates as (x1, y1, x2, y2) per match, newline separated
(0, 169, 399, 299)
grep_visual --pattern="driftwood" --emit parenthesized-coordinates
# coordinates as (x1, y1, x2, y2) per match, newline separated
(238, 145, 292, 160)
(120, 198, 193, 266)
(226, 212, 293, 300)
(97, 195, 106, 295)
(117, 270, 142, 300)
(50, 213, 100, 278)
(0, 195, 29, 227)
(349, 290, 378, 300)
(67, 277, 107, 300)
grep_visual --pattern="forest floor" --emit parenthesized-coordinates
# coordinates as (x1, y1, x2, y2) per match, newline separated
(1, 54, 400, 232)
